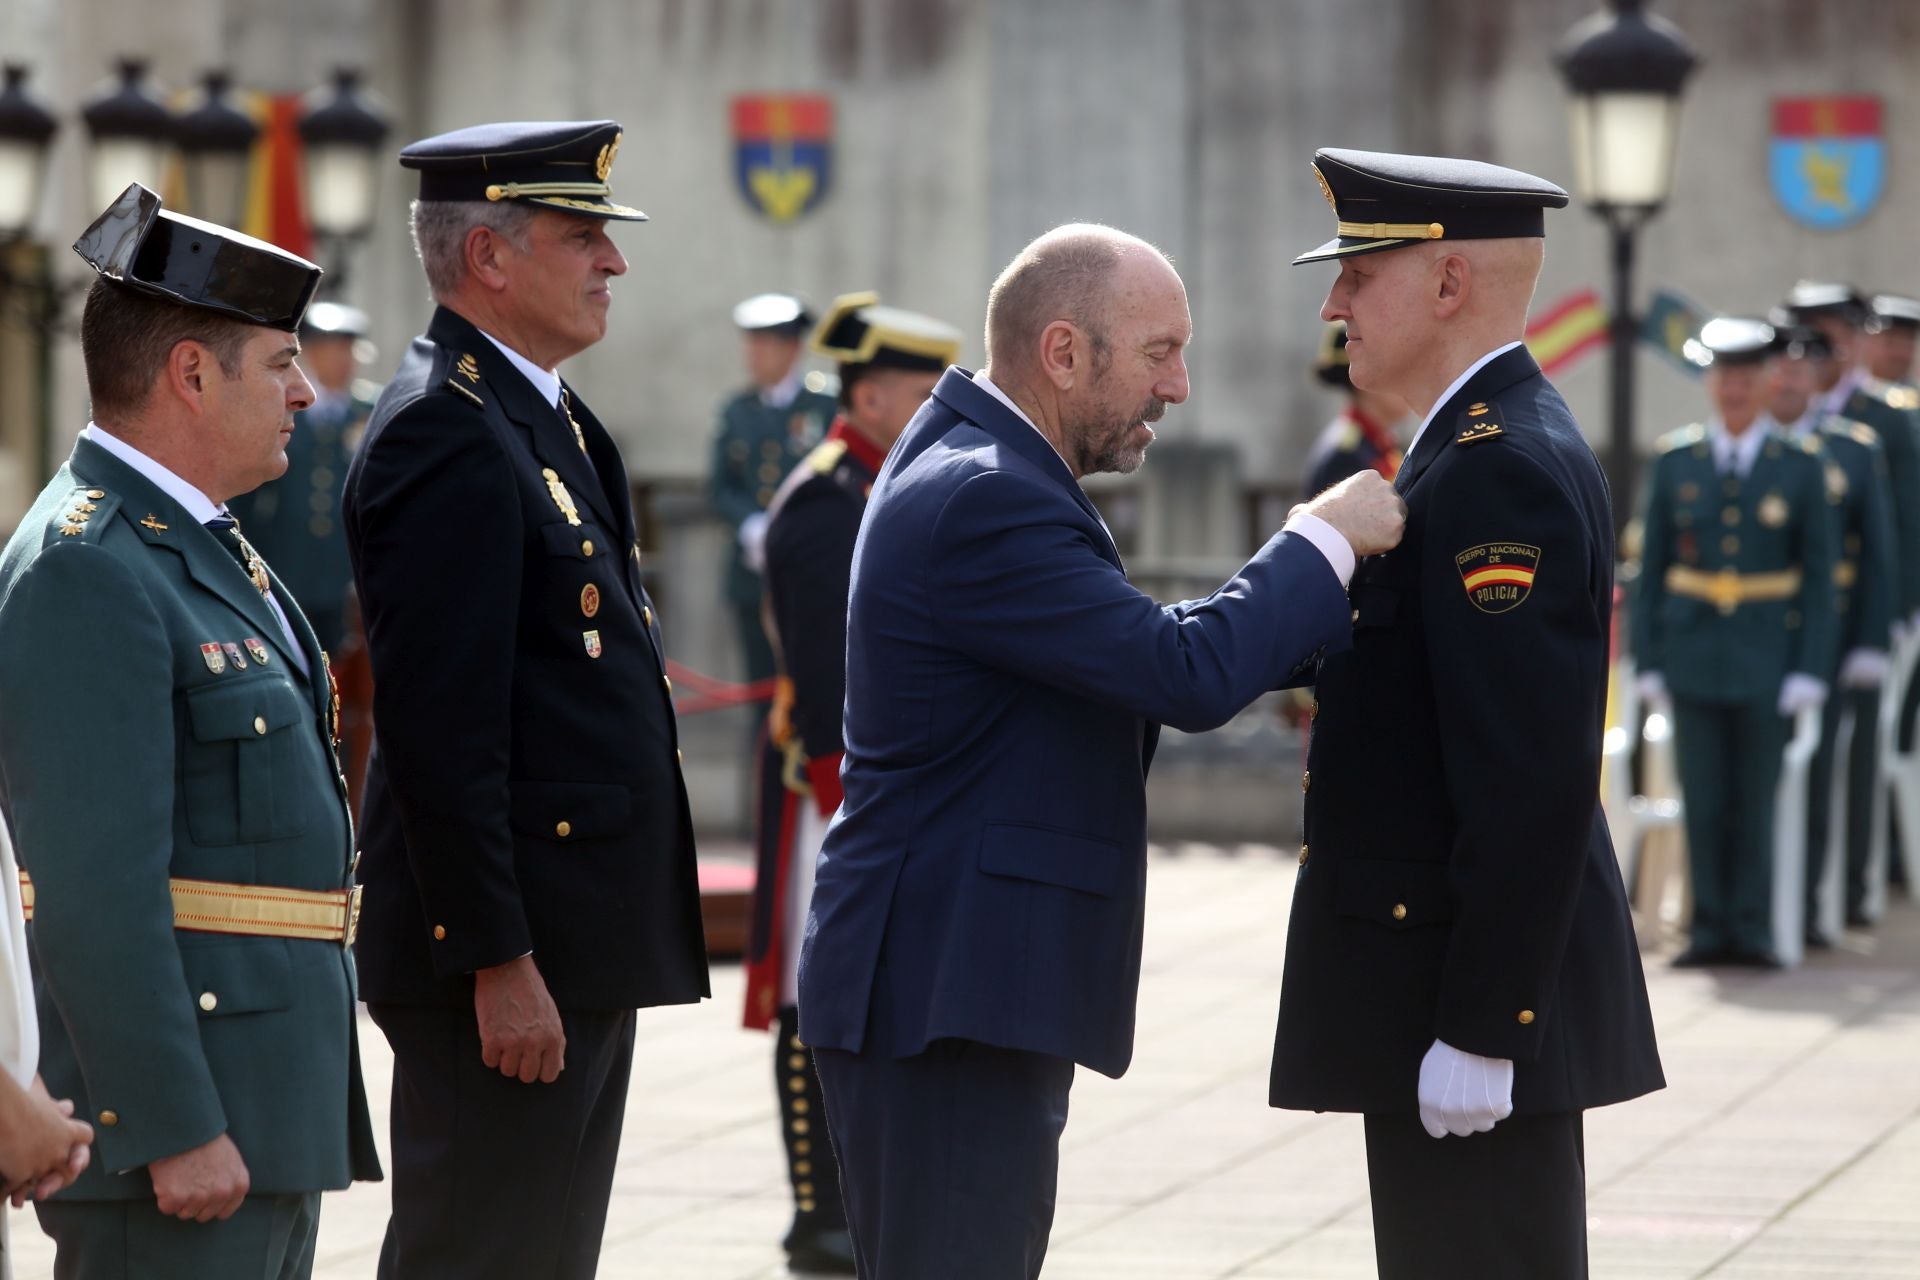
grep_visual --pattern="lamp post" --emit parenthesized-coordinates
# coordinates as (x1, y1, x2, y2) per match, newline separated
(298, 68, 391, 296)
(0, 64, 59, 241)
(1554, 0, 1698, 535)
(79, 59, 174, 216)
(175, 70, 259, 229)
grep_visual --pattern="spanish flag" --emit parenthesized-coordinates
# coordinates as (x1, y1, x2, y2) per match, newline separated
(1526, 288, 1608, 378)
(241, 93, 313, 259)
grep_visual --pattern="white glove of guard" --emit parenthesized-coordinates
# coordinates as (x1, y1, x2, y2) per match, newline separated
(1777, 671, 1828, 718)
(1839, 647, 1891, 690)
(1416, 1038, 1514, 1139)
(1635, 670, 1670, 711)
(738, 511, 771, 574)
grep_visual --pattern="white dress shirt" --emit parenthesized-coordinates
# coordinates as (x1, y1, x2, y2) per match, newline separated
(481, 331, 562, 409)
(84, 425, 310, 677)
(1708, 417, 1768, 479)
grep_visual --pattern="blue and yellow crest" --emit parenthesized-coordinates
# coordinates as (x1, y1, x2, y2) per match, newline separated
(731, 94, 833, 225)
(1770, 96, 1884, 231)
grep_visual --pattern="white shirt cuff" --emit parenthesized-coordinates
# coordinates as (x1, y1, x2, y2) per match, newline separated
(1282, 512, 1357, 588)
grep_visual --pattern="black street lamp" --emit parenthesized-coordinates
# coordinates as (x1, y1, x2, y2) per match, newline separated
(298, 68, 391, 295)
(79, 59, 174, 217)
(0, 64, 59, 241)
(1555, 0, 1698, 534)
(175, 70, 260, 230)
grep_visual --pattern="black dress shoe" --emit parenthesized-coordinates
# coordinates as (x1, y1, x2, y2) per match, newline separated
(785, 1222, 857, 1276)
(1804, 925, 1835, 950)
(1672, 945, 1727, 968)
(1845, 907, 1874, 929)
(1727, 946, 1786, 970)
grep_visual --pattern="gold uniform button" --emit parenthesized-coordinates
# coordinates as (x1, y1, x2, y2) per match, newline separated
(795, 1159, 812, 1175)
(1721, 535, 1740, 555)
(198, 992, 218, 1012)
(433, 925, 447, 941)
(555, 821, 572, 838)
(792, 1098, 811, 1115)
(789, 1075, 808, 1093)
(98, 1109, 118, 1127)
(663, 676, 673, 693)
(676, 749, 683, 765)
(1517, 1009, 1535, 1025)
(1302, 771, 1311, 794)
(581, 539, 595, 556)
(1298, 844, 1309, 867)
(1350, 608, 1360, 624)
(1391, 903, 1408, 921)
(796, 1181, 815, 1196)
(794, 1138, 812, 1156)
(253, 716, 268, 735)
(788, 1053, 807, 1071)
(1722, 506, 1741, 526)
(798, 1198, 818, 1213)
(643, 607, 652, 627)
(791, 1118, 810, 1135)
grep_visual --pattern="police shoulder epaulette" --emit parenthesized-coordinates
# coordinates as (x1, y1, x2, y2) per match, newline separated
(806, 438, 849, 476)
(1657, 423, 1708, 451)
(1846, 419, 1881, 447)
(442, 350, 485, 408)
(1882, 383, 1919, 411)
(1454, 400, 1504, 446)
(51, 485, 120, 543)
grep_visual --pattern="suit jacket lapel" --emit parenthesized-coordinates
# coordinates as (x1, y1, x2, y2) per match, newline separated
(1395, 345, 1543, 499)
(928, 369, 1125, 571)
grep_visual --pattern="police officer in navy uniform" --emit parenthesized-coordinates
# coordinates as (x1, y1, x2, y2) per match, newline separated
(708, 294, 837, 684)
(343, 121, 709, 1279)
(1269, 150, 1664, 1280)
(1634, 318, 1840, 966)
(227, 300, 378, 653)
(741, 293, 961, 1276)
(1299, 319, 1411, 496)
(0, 184, 380, 1276)
(1765, 324, 1898, 944)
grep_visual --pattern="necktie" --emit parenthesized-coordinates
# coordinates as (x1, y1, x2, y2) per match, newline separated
(203, 516, 270, 595)
(559, 387, 588, 455)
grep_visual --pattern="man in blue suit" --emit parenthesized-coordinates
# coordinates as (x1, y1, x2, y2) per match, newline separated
(798, 223, 1406, 1278)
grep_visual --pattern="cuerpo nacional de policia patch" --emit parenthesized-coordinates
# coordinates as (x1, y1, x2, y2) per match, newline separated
(1456, 542, 1540, 614)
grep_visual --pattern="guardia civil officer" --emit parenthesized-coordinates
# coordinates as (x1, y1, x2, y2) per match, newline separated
(1634, 318, 1840, 966)
(742, 294, 963, 1276)
(1863, 293, 1920, 387)
(1269, 150, 1664, 1280)
(343, 122, 709, 1278)
(227, 300, 379, 653)
(0, 184, 379, 1276)
(1299, 319, 1412, 496)
(1765, 324, 1897, 943)
(709, 294, 837, 684)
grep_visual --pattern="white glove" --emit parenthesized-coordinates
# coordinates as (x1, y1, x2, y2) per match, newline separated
(1777, 672, 1828, 717)
(738, 511, 770, 573)
(1635, 670, 1670, 711)
(1417, 1038, 1514, 1139)
(1839, 647, 1891, 689)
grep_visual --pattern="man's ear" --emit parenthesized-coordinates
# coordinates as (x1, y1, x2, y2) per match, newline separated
(1433, 252, 1470, 321)
(162, 339, 213, 415)
(1037, 320, 1083, 392)
(465, 226, 515, 292)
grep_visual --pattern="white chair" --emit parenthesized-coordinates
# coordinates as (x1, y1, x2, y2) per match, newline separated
(1770, 705, 1823, 966)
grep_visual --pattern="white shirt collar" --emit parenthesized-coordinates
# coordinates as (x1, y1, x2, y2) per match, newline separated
(760, 370, 803, 410)
(1709, 416, 1770, 478)
(83, 423, 225, 523)
(480, 331, 562, 409)
(1822, 367, 1864, 417)
(1770, 408, 1821, 439)
(1404, 340, 1526, 462)
(972, 371, 1071, 468)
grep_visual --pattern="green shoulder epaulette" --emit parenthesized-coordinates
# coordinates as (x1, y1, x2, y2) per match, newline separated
(1883, 383, 1918, 411)
(1656, 423, 1708, 451)
(806, 438, 850, 476)
(51, 486, 120, 543)
(1846, 419, 1881, 447)
(1454, 399, 1505, 446)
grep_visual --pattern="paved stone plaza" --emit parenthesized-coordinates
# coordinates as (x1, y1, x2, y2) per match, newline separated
(12, 844, 1919, 1278)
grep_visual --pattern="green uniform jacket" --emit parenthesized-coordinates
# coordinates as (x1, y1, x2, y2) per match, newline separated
(1634, 425, 1840, 702)
(1842, 382, 1920, 616)
(0, 438, 381, 1198)
(708, 385, 836, 607)
(1806, 416, 1898, 664)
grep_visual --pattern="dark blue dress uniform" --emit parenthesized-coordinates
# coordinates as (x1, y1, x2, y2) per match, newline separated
(0, 185, 379, 1277)
(343, 122, 709, 1279)
(227, 301, 376, 654)
(708, 294, 837, 683)
(1634, 320, 1840, 966)
(1273, 150, 1663, 1280)
(1300, 320, 1402, 496)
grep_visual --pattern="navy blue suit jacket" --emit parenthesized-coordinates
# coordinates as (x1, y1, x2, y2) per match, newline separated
(797, 368, 1352, 1078)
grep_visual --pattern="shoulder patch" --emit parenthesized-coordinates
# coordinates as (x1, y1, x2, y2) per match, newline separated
(1847, 420, 1881, 447)
(1658, 423, 1708, 451)
(1456, 542, 1539, 614)
(805, 438, 849, 476)
(51, 487, 119, 543)
(1456, 422, 1505, 446)
(444, 376, 485, 408)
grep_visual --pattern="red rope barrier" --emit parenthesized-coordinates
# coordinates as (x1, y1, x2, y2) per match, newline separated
(665, 659, 779, 713)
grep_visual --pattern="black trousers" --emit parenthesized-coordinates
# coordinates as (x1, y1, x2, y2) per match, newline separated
(815, 1038, 1074, 1280)
(1364, 1110, 1588, 1280)
(369, 1002, 635, 1280)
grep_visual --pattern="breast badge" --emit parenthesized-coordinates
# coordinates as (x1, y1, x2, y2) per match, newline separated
(201, 642, 227, 675)
(245, 638, 270, 665)
(1759, 493, 1790, 528)
(222, 641, 249, 670)
(580, 583, 601, 618)
(542, 468, 582, 527)
(582, 629, 603, 659)
(1455, 542, 1540, 614)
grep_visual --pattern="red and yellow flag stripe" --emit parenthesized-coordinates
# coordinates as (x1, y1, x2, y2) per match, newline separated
(1462, 564, 1536, 594)
(1526, 288, 1608, 377)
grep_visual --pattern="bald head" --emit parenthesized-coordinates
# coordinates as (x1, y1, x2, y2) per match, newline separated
(985, 224, 1176, 376)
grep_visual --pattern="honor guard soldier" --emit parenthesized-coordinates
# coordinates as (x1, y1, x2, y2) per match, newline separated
(742, 293, 962, 1276)
(1634, 317, 1841, 966)
(1299, 319, 1412, 496)
(227, 300, 379, 653)
(1269, 149, 1664, 1280)
(1863, 292, 1920, 388)
(1766, 324, 1898, 943)
(709, 293, 837, 683)
(344, 121, 710, 1279)
(0, 184, 379, 1275)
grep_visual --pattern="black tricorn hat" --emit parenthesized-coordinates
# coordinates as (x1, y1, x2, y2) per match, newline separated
(73, 183, 322, 331)
(1314, 321, 1352, 388)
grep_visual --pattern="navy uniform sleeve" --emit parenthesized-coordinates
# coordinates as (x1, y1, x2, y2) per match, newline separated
(925, 469, 1351, 733)
(1421, 444, 1606, 1061)
(0, 544, 226, 1171)
(349, 392, 530, 975)
(764, 482, 860, 761)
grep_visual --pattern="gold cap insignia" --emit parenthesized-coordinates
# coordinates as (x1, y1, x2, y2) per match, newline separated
(595, 132, 622, 182)
(1312, 163, 1336, 213)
